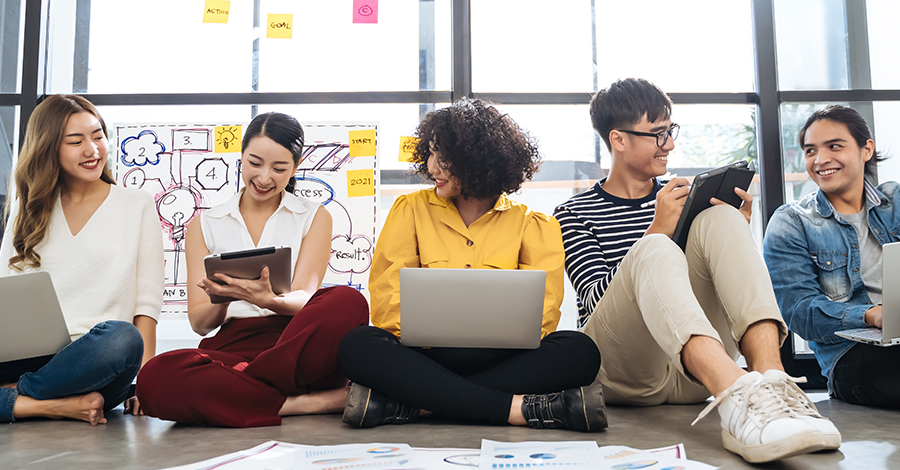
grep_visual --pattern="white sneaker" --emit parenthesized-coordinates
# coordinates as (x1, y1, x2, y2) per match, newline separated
(762, 369, 841, 450)
(692, 371, 825, 463)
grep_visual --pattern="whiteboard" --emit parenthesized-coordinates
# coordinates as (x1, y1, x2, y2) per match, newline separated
(113, 121, 379, 315)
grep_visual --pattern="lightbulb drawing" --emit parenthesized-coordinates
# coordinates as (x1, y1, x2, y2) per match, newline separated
(157, 187, 199, 247)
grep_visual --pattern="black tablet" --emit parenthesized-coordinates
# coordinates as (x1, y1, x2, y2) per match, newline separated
(203, 246, 292, 304)
(671, 160, 755, 250)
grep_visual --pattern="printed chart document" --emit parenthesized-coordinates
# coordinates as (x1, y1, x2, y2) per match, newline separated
(159, 441, 716, 470)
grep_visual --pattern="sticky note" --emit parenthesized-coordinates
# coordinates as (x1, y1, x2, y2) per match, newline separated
(348, 129, 376, 157)
(353, 0, 378, 24)
(347, 169, 375, 197)
(399, 136, 418, 162)
(214, 126, 242, 153)
(267, 14, 293, 39)
(202, 0, 230, 23)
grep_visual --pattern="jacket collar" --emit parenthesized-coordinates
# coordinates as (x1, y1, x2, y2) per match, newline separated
(814, 178, 886, 218)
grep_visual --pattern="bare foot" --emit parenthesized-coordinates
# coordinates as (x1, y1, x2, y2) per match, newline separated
(279, 387, 350, 416)
(0, 382, 17, 389)
(14, 392, 107, 425)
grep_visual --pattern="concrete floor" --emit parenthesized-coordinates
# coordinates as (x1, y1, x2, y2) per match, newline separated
(1, 393, 898, 469)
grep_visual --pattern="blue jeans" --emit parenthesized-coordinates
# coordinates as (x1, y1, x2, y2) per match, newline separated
(0, 320, 143, 422)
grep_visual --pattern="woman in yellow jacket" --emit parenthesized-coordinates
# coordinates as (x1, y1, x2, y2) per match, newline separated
(337, 99, 605, 431)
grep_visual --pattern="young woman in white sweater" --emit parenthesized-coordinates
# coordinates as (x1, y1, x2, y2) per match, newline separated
(0, 95, 164, 425)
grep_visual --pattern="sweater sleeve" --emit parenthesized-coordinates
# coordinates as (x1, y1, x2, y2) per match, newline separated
(133, 191, 165, 321)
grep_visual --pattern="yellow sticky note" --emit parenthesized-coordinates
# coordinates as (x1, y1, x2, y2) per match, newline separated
(347, 169, 375, 197)
(214, 126, 242, 153)
(267, 14, 293, 39)
(203, 0, 230, 23)
(349, 129, 376, 157)
(399, 136, 418, 162)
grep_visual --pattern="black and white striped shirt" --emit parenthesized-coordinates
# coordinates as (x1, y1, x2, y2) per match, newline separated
(553, 178, 662, 326)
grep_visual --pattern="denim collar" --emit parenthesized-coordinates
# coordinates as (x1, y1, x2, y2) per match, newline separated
(814, 178, 886, 219)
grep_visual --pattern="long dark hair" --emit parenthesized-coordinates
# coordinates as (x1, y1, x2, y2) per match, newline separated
(798, 105, 886, 183)
(241, 112, 305, 194)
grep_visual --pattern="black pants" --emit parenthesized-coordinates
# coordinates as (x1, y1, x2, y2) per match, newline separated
(337, 326, 601, 425)
(831, 342, 900, 408)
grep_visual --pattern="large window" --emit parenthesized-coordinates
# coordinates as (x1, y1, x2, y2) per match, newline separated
(4, 0, 900, 377)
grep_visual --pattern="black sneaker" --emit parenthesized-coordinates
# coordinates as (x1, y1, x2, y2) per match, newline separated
(521, 383, 607, 432)
(342, 382, 419, 428)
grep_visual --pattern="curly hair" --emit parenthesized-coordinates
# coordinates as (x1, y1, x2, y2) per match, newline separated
(6, 95, 114, 271)
(411, 98, 541, 200)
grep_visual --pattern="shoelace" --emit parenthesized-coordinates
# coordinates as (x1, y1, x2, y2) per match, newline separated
(765, 374, 825, 419)
(691, 375, 794, 427)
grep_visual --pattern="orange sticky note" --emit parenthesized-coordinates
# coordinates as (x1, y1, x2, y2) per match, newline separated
(267, 14, 293, 39)
(214, 126, 242, 153)
(348, 129, 376, 157)
(203, 0, 230, 23)
(399, 136, 418, 162)
(347, 169, 375, 197)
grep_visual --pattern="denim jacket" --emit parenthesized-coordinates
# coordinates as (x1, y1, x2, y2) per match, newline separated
(762, 180, 900, 391)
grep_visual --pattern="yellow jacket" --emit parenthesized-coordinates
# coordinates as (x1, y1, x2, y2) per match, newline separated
(369, 188, 565, 339)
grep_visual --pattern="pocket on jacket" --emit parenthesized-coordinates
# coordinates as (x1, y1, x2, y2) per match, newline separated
(811, 251, 851, 301)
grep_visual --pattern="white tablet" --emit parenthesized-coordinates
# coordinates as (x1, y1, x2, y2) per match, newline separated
(203, 246, 292, 304)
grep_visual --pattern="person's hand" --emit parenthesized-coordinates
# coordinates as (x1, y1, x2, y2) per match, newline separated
(198, 266, 277, 310)
(711, 187, 753, 224)
(645, 177, 691, 238)
(124, 396, 143, 416)
(865, 305, 883, 328)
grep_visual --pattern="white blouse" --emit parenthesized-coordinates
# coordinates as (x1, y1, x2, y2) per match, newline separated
(200, 190, 320, 320)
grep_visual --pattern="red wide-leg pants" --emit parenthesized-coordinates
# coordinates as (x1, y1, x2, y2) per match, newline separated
(136, 286, 368, 427)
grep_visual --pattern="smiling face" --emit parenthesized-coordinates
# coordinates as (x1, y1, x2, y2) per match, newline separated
(426, 148, 462, 200)
(803, 118, 874, 211)
(57, 112, 109, 186)
(611, 115, 674, 181)
(240, 135, 297, 205)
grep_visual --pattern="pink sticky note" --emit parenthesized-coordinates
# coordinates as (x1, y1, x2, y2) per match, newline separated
(353, 0, 378, 24)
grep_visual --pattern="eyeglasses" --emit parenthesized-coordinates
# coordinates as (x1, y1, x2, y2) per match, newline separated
(616, 123, 680, 148)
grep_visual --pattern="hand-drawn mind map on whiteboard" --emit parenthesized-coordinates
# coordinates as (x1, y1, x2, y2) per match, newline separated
(113, 122, 378, 315)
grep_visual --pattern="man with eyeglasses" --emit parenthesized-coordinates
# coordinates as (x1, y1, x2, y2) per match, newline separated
(553, 78, 840, 463)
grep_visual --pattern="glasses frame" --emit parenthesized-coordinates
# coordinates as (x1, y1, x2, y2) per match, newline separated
(616, 123, 680, 148)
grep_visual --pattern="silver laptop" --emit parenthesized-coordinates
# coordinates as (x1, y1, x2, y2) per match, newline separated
(399, 268, 546, 349)
(835, 241, 900, 347)
(0, 271, 72, 362)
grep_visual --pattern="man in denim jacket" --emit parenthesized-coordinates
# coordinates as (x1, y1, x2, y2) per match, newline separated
(763, 105, 900, 408)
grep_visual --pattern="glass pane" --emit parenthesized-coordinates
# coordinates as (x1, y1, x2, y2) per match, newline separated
(259, 0, 451, 92)
(0, 1, 22, 94)
(472, 2, 594, 92)
(867, 0, 900, 90)
(774, 0, 849, 91)
(495, 105, 598, 163)
(0, 106, 18, 202)
(594, 1, 753, 93)
(48, 0, 450, 94)
(872, 101, 900, 182)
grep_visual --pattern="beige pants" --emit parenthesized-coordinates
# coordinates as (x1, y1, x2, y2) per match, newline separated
(582, 205, 787, 406)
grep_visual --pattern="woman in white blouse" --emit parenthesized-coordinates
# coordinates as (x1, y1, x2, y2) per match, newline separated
(136, 112, 368, 427)
(0, 95, 164, 425)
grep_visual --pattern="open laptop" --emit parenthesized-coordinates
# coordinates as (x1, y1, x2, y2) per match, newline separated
(835, 241, 900, 347)
(0, 271, 72, 362)
(399, 268, 546, 349)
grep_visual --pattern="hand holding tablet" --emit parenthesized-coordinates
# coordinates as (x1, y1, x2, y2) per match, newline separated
(203, 246, 293, 304)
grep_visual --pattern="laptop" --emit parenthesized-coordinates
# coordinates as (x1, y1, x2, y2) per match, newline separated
(399, 268, 546, 349)
(835, 241, 900, 347)
(0, 271, 72, 362)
